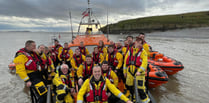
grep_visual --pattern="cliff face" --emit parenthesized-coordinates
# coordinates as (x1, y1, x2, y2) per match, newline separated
(100, 11, 209, 34)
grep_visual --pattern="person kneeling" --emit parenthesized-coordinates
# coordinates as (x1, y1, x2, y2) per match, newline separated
(53, 64, 76, 103)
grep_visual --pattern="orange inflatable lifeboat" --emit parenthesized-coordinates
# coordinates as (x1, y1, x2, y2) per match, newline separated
(146, 63, 168, 88)
(149, 51, 184, 75)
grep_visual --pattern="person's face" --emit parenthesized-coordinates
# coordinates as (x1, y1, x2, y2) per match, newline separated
(38, 45, 45, 53)
(64, 43, 68, 48)
(127, 37, 133, 44)
(44, 49, 49, 54)
(80, 42, 84, 47)
(108, 47, 114, 53)
(54, 41, 59, 46)
(27, 43, 36, 52)
(124, 41, 128, 46)
(75, 49, 80, 55)
(94, 48, 99, 53)
(102, 64, 109, 71)
(86, 57, 92, 64)
(139, 34, 145, 40)
(99, 41, 103, 46)
(110, 41, 114, 45)
(61, 67, 68, 75)
(93, 67, 102, 81)
(116, 43, 122, 48)
(135, 40, 143, 48)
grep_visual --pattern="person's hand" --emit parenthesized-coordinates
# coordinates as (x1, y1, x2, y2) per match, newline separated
(26, 81, 32, 87)
(126, 100, 133, 103)
(136, 71, 141, 76)
(114, 69, 118, 73)
(124, 73, 127, 78)
(107, 92, 111, 97)
(78, 78, 83, 86)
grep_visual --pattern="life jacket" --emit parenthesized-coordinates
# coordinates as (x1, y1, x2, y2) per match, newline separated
(92, 52, 100, 64)
(126, 48, 142, 67)
(116, 46, 123, 54)
(103, 68, 114, 83)
(79, 46, 86, 56)
(60, 74, 73, 88)
(83, 62, 94, 78)
(73, 54, 83, 67)
(60, 48, 70, 60)
(108, 51, 118, 67)
(54, 44, 62, 56)
(45, 56, 52, 71)
(47, 51, 56, 62)
(16, 48, 42, 71)
(127, 42, 135, 51)
(86, 77, 108, 102)
(98, 46, 104, 54)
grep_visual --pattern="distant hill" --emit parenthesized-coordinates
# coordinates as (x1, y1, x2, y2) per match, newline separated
(100, 11, 209, 34)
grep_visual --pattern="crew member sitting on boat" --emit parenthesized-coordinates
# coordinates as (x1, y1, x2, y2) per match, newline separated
(109, 40, 116, 49)
(79, 41, 89, 56)
(98, 40, 107, 59)
(138, 32, 150, 57)
(124, 37, 150, 103)
(53, 64, 76, 103)
(53, 39, 63, 68)
(77, 55, 96, 89)
(92, 47, 104, 65)
(116, 42, 127, 57)
(106, 45, 123, 77)
(77, 65, 133, 103)
(58, 42, 73, 68)
(47, 46, 56, 63)
(13, 40, 47, 103)
(71, 48, 86, 70)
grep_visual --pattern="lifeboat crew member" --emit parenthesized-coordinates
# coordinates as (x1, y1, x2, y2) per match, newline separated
(53, 64, 76, 103)
(98, 40, 107, 60)
(58, 42, 73, 68)
(48, 46, 56, 63)
(71, 48, 86, 70)
(77, 55, 96, 89)
(77, 65, 133, 103)
(79, 41, 89, 56)
(138, 32, 150, 57)
(53, 39, 63, 68)
(109, 40, 116, 50)
(123, 37, 150, 103)
(92, 47, 104, 65)
(105, 45, 123, 78)
(44, 46, 56, 84)
(126, 36, 134, 51)
(116, 42, 127, 57)
(13, 40, 47, 103)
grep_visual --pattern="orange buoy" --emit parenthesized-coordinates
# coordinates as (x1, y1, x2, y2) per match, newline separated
(8, 62, 16, 70)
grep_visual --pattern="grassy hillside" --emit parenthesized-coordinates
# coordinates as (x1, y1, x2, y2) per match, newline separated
(100, 11, 209, 34)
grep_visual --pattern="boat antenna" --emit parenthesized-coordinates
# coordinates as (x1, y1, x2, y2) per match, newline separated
(69, 10, 74, 43)
(106, 3, 109, 41)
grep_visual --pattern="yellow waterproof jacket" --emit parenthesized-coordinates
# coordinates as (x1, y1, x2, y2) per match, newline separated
(77, 76, 129, 103)
(53, 72, 75, 103)
(71, 55, 86, 70)
(123, 48, 148, 86)
(58, 48, 73, 62)
(77, 63, 96, 78)
(13, 53, 35, 82)
(143, 43, 150, 57)
(101, 47, 108, 60)
(105, 52, 123, 69)
(79, 47, 90, 56)
(103, 70, 119, 87)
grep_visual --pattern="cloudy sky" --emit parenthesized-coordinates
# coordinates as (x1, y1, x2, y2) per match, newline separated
(0, 0, 209, 32)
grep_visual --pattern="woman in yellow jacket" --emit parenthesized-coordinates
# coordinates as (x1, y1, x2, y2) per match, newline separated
(77, 65, 132, 103)
(123, 37, 150, 103)
(53, 64, 76, 103)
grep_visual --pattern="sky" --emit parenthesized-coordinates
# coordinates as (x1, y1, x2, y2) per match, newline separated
(0, 0, 209, 32)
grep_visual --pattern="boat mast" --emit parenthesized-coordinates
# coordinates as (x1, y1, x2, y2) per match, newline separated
(77, 0, 101, 35)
